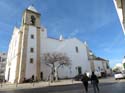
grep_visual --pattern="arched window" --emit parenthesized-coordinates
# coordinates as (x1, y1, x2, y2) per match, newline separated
(75, 46, 79, 53)
(31, 15, 36, 25)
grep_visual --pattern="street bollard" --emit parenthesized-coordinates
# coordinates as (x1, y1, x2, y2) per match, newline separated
(33, 82, 35, 87)
(48, 81, 50, 86)
(72, 79, 73, 84)
(1, 83, 2, 88)
(16, 83, 18, 87)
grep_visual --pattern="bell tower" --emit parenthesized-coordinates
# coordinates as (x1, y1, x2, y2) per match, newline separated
(21, 6, 41, 27)
(17, 5, 41, 83)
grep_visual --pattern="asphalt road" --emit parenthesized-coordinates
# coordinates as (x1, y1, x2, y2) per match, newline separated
(0, 77, 125, 93)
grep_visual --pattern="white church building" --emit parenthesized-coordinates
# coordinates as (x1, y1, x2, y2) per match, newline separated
(114, 0, 125, 35)
(5, 6, 110, 83)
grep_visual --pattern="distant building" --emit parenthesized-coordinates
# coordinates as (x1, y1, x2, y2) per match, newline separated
(113, 63, 124, 72)
(92, 57, 111, 76)
(5, 6, 111, 84)
(87, 49, 111, 77)
(114, 0, 125, 35)
(113, 56, 125, 72)
(0, 52, 7, 81)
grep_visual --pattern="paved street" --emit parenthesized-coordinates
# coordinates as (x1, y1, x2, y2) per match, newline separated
(0, 77, 125, 93)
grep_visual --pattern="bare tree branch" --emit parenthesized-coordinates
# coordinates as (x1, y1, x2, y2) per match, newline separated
(42, 52, 71, 81)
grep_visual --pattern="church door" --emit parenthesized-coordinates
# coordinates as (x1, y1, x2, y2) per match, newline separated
(78, 66, 82, 75)
(40, 72, 43, 80)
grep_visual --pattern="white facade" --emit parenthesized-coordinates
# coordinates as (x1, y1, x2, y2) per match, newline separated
(94, 60, 104, 73)
(40, 38, 91, 80)
(88, 49, 111, 77)
(93, 58, 110, 76)
(5, 6, 109, 83)
(25, 26, 37, 79)
(5, 27, 21, 83)
(114, 0, 125, 35)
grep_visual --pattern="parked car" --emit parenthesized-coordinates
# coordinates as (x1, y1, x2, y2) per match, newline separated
(114, 72, 125, 80)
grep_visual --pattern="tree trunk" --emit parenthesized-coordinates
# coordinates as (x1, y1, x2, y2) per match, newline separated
(51, 64, 55, 82)
(54, 67, 58, 81)
(55, 64, 62, 81)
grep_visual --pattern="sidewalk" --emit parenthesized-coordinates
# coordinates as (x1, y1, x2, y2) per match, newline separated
(0, 77, 117, 91)
(0, 79, 81, 91)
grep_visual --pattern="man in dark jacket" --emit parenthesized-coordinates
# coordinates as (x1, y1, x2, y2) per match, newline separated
(81, 73, 89, 93)
(91, 72, 99, 93)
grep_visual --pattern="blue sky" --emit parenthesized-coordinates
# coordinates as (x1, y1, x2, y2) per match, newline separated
(0, 0, 125, 68)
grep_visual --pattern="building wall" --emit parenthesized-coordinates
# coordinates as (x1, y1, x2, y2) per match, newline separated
(5, 27, 20, 83)
(17, 7, 41, 82)
(93, 60, 111, 76)
(25, 26, 37, 79)
(5, 6, 110, 83)
(8, 56, 18, 83)
(114, 0, 125, 35)
(93, 60, 104, 73)
(89, 60, 95, 71)
(58, 39, 91, 79)
(40, 37, 91, 80)
(102, 61, 111, 75)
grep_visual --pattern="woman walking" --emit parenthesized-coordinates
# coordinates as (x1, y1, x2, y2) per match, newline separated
(81, 73, 89, 93)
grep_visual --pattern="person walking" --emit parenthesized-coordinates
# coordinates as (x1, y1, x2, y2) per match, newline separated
(32, 75, 34, 82)
(81, 73, 89, 93)
(91, 72, 99, 93)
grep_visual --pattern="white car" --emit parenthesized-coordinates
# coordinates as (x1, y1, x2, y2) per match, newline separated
(114, 72, 125, 80)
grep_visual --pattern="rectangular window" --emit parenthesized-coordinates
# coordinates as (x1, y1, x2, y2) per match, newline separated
(75, 46, 79, 53)
(30, 58, 33, 64)
(31, 34, 34, 39)
(30, 48, 34, 53)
